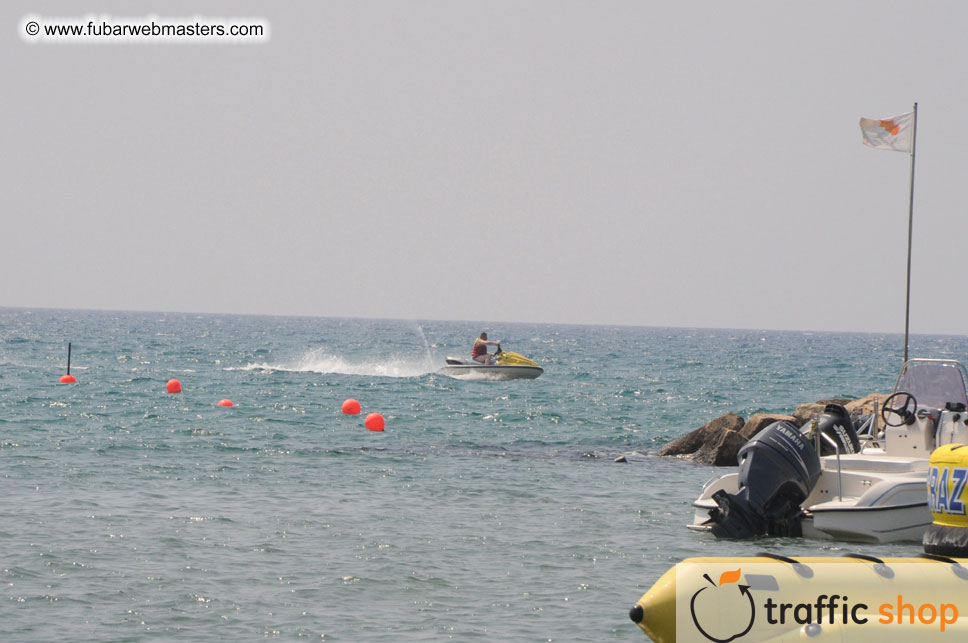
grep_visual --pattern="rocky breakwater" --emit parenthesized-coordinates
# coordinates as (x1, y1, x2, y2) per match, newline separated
(651, 393, 889, 466)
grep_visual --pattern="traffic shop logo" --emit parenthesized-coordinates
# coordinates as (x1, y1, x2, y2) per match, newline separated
(689, 569, 755, 643)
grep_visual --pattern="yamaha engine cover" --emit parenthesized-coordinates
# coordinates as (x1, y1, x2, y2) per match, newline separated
(707, 421, 821, 539)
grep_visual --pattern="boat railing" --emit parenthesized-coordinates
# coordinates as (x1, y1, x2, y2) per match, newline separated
(812, 420, 843, 501)
(856, 400, 886, 450)
(855, 413, 875, 437)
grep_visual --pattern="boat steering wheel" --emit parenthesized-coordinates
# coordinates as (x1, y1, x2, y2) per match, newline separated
(881, 391, 918, 427)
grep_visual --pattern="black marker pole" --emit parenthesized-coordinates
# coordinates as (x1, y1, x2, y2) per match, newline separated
(60, 342, 76, 383)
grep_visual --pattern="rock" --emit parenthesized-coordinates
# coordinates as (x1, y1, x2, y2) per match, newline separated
(792, 403, 824, 425)
(792, 398, 851, 425)
(686, 413, 794, 466)
(845, 393, 889, 417)
(693, 428, 749, 466)
(654, 393, 888, 467)
(739, 412, 797, 440)
(614, 451, 651, 463)
(656, 413, 745, 457)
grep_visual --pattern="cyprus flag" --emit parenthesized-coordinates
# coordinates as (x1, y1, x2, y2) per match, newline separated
(859, 111, 914, 152)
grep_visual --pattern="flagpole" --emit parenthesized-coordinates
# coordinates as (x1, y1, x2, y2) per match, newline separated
(903, 102, 918, 363)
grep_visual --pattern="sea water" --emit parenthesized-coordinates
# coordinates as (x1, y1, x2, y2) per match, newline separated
(1, 308, 966, 641)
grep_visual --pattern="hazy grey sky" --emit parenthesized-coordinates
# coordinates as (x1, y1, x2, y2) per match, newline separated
(5, 2, 967, 334)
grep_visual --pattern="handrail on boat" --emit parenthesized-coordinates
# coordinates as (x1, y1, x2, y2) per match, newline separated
(812, 420, 843, 501)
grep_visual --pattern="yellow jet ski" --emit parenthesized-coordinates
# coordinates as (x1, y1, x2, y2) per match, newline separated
(439, 344, 543, 380)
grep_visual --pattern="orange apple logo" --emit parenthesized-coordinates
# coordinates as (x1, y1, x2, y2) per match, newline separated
(690, 569, 755, 642)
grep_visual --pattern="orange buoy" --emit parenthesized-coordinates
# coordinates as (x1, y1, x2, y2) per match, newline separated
(364, 412, 385, 432)
(342, 398, 361, 415)
(166, 379, 182, 394)
(217, 399, 234, 407)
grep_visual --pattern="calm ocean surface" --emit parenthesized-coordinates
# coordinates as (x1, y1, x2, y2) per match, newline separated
(2, 308, 967, 641)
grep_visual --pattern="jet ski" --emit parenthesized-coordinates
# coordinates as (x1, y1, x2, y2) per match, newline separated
(438, 345, 543, 380)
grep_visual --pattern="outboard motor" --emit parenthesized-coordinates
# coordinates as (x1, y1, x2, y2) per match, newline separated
(809, 403, 861, 456)
(706, 421, 821, 538)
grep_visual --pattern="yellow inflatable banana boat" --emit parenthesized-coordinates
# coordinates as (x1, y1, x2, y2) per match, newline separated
(630, 553, 968, 642)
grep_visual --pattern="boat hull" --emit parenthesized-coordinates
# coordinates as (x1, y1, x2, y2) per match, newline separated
(805, 501, 931, 543)
(438, 364, 543, 380)
(690, 458, 933, 543)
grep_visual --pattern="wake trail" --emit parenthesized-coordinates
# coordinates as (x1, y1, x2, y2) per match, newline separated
(228, 348, 438, 378)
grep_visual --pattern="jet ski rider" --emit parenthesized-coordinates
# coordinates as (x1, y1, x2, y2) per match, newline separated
(472, 332, 500, 365)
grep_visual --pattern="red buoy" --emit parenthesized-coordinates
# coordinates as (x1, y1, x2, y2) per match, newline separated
(365, 412, 385, 432)
(217, 399, 234, 407)
(166, 379, 182, 394)
(342, 398, 361, 415)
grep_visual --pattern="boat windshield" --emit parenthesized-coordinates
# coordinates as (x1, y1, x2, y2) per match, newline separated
(892, 360, 968, 410)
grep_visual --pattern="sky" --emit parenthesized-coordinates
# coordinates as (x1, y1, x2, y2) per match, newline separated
(4, 1, 968, 334)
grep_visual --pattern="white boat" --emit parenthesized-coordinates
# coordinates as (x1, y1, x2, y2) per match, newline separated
(690, 359, 968, 543)
(438, 346, 543, 380)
